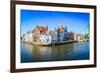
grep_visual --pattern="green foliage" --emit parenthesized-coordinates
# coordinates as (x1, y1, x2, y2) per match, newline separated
(84, 33, 89, 39)
(84, 23, 90, 40)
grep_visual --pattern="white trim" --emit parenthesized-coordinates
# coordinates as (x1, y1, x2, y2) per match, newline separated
(16, 4, 94, 69)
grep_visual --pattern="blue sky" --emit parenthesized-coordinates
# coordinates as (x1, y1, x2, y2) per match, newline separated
(20, 9, 90, 37)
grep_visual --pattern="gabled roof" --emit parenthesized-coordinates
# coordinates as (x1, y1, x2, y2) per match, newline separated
(36, 25, 48, 32)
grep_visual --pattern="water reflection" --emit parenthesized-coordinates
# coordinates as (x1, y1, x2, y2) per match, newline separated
(21, 42, 89, 63)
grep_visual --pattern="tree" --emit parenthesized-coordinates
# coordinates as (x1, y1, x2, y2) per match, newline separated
(87, 23, 90, 38)
(84, 24, 90, 40)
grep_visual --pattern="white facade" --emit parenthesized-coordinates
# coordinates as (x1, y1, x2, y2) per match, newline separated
(28, 32, 33, 43)
(22, 32, 33, 43)
(40, 34, 51, 44)
(22, 34, 29, 42)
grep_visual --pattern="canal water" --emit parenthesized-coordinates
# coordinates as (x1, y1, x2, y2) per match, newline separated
(21, 41, 89, 63)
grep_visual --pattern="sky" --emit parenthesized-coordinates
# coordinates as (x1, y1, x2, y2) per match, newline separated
(20, 9, 90, 37)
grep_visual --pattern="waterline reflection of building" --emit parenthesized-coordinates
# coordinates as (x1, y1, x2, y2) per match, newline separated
(21, 42, 78, 62)
(21, 41, 89, 63)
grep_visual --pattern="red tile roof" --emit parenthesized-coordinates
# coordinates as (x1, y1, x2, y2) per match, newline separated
(36, 26, 48, 32)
